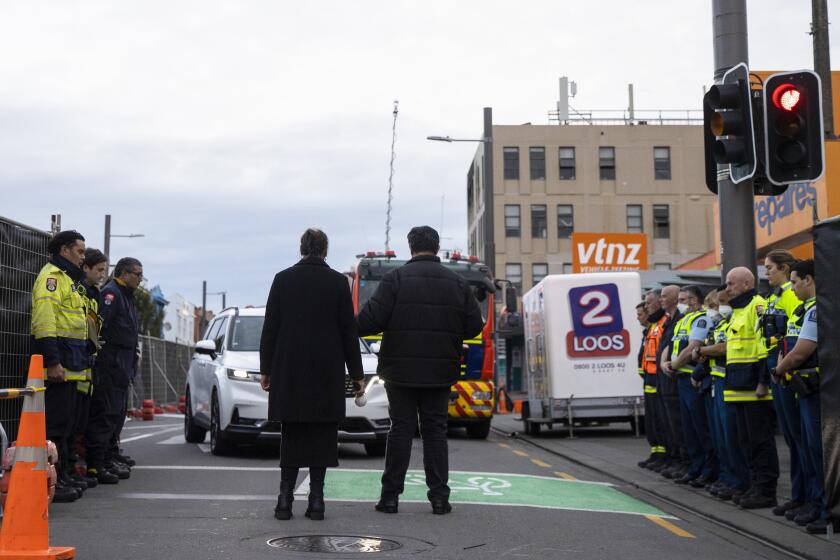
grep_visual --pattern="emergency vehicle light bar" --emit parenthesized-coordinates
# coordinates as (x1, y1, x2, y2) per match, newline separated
(356, 251, 398, 259)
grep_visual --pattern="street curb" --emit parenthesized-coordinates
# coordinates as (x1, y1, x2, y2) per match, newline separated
(491, 425, 839, 560)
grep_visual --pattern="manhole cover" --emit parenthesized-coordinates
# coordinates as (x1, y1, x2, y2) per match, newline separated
(267, 535, 403, 553)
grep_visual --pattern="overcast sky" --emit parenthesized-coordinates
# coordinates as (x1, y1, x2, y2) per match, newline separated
(2, 1, 836, 312)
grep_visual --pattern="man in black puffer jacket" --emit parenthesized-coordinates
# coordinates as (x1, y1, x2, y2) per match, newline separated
(357, 226, 485, 515)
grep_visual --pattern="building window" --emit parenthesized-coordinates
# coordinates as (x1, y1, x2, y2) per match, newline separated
(559, 147, 576, 180)
(653, 204, 670, 239)
(626, 204, 643, 233)
(529, 147, 546, 180)
(562, 263, 573, 274)
(532, 263, 548, 286)
(557, 204, 574, 239)
(599, 146, 616, 180)
(654, 263, 672, 271)
(503, 147, 519, 180)
(531, 205, 547, 238)
(506, 263, 522, 292)
(504, 205, 521, 237)
(654, 147, 671, 180)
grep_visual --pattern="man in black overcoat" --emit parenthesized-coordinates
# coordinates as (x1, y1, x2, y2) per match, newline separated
(260, 229, 364, 521)
(356, 226, 485, 515)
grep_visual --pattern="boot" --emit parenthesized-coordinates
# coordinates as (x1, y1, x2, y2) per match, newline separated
(113, 452, 136, 467)
(375, 493, 399, 514)
(305, 489, 325, 521)
(52, 482, 79, 503)
(274, 480, 294, 520)
(428, 491, 452, 515)
(105, 462, 130, 480)
(88, 466, 119, 485)
(60, 470, 86, 493)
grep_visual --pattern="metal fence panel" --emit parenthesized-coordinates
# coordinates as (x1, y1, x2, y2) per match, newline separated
(0, 216, 50, 442)
(131, 335, 191, 409)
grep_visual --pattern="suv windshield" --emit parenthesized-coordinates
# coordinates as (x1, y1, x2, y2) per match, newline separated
(228, 316, 264, 351)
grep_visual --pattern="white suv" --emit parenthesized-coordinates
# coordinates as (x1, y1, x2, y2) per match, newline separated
(183, 306, 390, 456)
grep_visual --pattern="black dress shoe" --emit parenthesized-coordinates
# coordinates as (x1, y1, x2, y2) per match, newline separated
(689, 475, 716, 488)
(674, 474, 694, 485)
(785, 504, 807, 521)
(113, 452, 136, 467)
(806, 517, 839, 534)
(105, 463, 130, 480)
(88, 467, 119, 485)
(739, 494, 777, 510)
(794, 506, 820, 526)
(52, 483, 79, 503)
(430, 499, 452, 515)
(76, 473, 98, 488)
(274, 481, 294, 520)
(375, 494, 399, 514)
(772, 500, 803, 517)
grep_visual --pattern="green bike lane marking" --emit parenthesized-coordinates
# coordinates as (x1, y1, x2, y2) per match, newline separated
(315, 468, 673, 519)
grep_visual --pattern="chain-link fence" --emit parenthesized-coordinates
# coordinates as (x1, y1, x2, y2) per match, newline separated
(131, 335, 191, 409)
(0, 216, 50, 443)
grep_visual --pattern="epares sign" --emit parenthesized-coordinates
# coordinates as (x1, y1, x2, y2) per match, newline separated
(754, 183, 817, 237)
(571, 233, 648, 273)
(565, 283, 630, 358)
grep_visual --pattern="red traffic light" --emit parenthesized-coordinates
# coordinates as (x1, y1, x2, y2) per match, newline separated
(772, 84, 802, 112)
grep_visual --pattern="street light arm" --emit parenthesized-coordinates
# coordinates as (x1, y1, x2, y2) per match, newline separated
(110, 234, 146, 238)
(427, 135, 489, 143)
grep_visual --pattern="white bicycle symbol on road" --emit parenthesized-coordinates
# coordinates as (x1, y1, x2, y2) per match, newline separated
(405, 474, 512, 496)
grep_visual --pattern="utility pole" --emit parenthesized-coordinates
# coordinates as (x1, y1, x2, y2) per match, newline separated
(104, 214, 111, 258)
(482, 107, 496, 277)
(713, 0, 756, 278)
(811, 0, 834, 138)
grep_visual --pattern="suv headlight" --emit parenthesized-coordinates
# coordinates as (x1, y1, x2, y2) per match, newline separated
(226, 368, 261, 382)
(471, 391, 492, 401)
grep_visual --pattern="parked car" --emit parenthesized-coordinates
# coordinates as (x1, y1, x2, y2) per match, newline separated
(184, 306, 390, 456)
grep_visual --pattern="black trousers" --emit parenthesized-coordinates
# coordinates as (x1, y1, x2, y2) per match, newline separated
(657, 372, 686, 462)
(382, 384, 450, 500)
(643, 374, 665, 454)
(45, 380, 78, 468)
(734, 401, 779, 496)
(85, 370, 128, 468)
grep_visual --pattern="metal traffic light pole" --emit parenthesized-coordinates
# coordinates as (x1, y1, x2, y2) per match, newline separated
(713, 0, 757, 279)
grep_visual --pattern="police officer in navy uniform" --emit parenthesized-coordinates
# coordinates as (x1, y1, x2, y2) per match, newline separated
(85, 257, 142, 483)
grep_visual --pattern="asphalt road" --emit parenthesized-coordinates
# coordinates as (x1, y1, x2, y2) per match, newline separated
(47, 415, 795, 559)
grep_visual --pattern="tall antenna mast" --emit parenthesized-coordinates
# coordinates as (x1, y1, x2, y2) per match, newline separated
(385, 100, 399, 251)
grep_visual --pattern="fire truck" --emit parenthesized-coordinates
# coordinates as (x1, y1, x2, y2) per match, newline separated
(352, 251, 496, 438)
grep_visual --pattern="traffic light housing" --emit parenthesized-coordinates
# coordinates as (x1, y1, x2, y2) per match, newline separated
(705, 63, 757, 185)
(763, 71, 825, 185)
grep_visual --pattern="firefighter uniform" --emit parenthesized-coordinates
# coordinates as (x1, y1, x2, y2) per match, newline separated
(85, 278, 139, 474)
(73, 283, 102, 462)
(724, 290, 779, 505)
(782, 298, 824, 520)
(671, 309, 716, 481)
(30, 257, 93, 475)
(641, 309, 668, 466)
(765, 282, 807, 510)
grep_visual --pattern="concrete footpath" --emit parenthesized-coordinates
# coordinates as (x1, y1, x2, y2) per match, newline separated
(492, 414, 840, 560)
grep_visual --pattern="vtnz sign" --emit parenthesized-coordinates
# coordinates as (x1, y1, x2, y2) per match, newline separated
(571, 233, 647, 273)
(566, 283, 630, 358)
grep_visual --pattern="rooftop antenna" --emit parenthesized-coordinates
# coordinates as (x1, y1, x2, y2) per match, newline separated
(557, 77, 577, 124)
(385, 100, 399, 251)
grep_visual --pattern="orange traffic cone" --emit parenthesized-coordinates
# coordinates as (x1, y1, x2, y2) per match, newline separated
(0, 354, 75, 559)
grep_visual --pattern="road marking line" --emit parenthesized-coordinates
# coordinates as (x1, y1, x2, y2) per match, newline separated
(295, 475, 310, 497)
(554, 471, 577, 480)
(115, 493, 675, 517)
(498, 443, 510, 449)
(531, 459, 551, 468)
(158, 434, 186, 445)
(645, 515, 695, 538)
(120, 426, 182, 443)
(512, 450, 529, 457)
(134, 465, 279, 471)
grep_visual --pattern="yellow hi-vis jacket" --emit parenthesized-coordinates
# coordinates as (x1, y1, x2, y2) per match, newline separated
(724, 292, 771, 403)
(765, 281, 801, 351)
(31, 262, 92, 381)
(670, 310, 705, 374)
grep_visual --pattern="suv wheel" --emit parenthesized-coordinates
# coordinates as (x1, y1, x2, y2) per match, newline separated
(466, 419, 491, 439)
(210, 391, 235, 456)
(184, 387, 207, 443)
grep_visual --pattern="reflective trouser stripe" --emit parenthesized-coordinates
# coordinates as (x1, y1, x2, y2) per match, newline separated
(723, 389, 773, 402)
(644, 385, 657, 394)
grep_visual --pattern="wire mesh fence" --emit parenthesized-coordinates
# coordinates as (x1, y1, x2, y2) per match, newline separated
(0, 216, 50, 443)
(131, 335, 191, 409)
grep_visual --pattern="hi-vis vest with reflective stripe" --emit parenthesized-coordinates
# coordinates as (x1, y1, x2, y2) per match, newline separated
(709, 319, 729, 378)
(784, 298, 819, 377)
(766, 282, 801, 350)
(724, 294, 770, 402)
(31, 263, 92, 381)
(671, 310, 705, 374)
(643, 315, 668, 375)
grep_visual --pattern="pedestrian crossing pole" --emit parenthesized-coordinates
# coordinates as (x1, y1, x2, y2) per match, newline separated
(713, 0, 757, 280)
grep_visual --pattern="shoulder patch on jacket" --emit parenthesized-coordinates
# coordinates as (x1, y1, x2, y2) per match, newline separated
(46, 278, 57, 292)
(104, 293, 116, 305)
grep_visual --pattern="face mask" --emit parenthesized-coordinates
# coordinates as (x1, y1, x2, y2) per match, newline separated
(677, 303, 689, 314)
(706, 309, 720, 320)
(718, 305, 733, 319)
